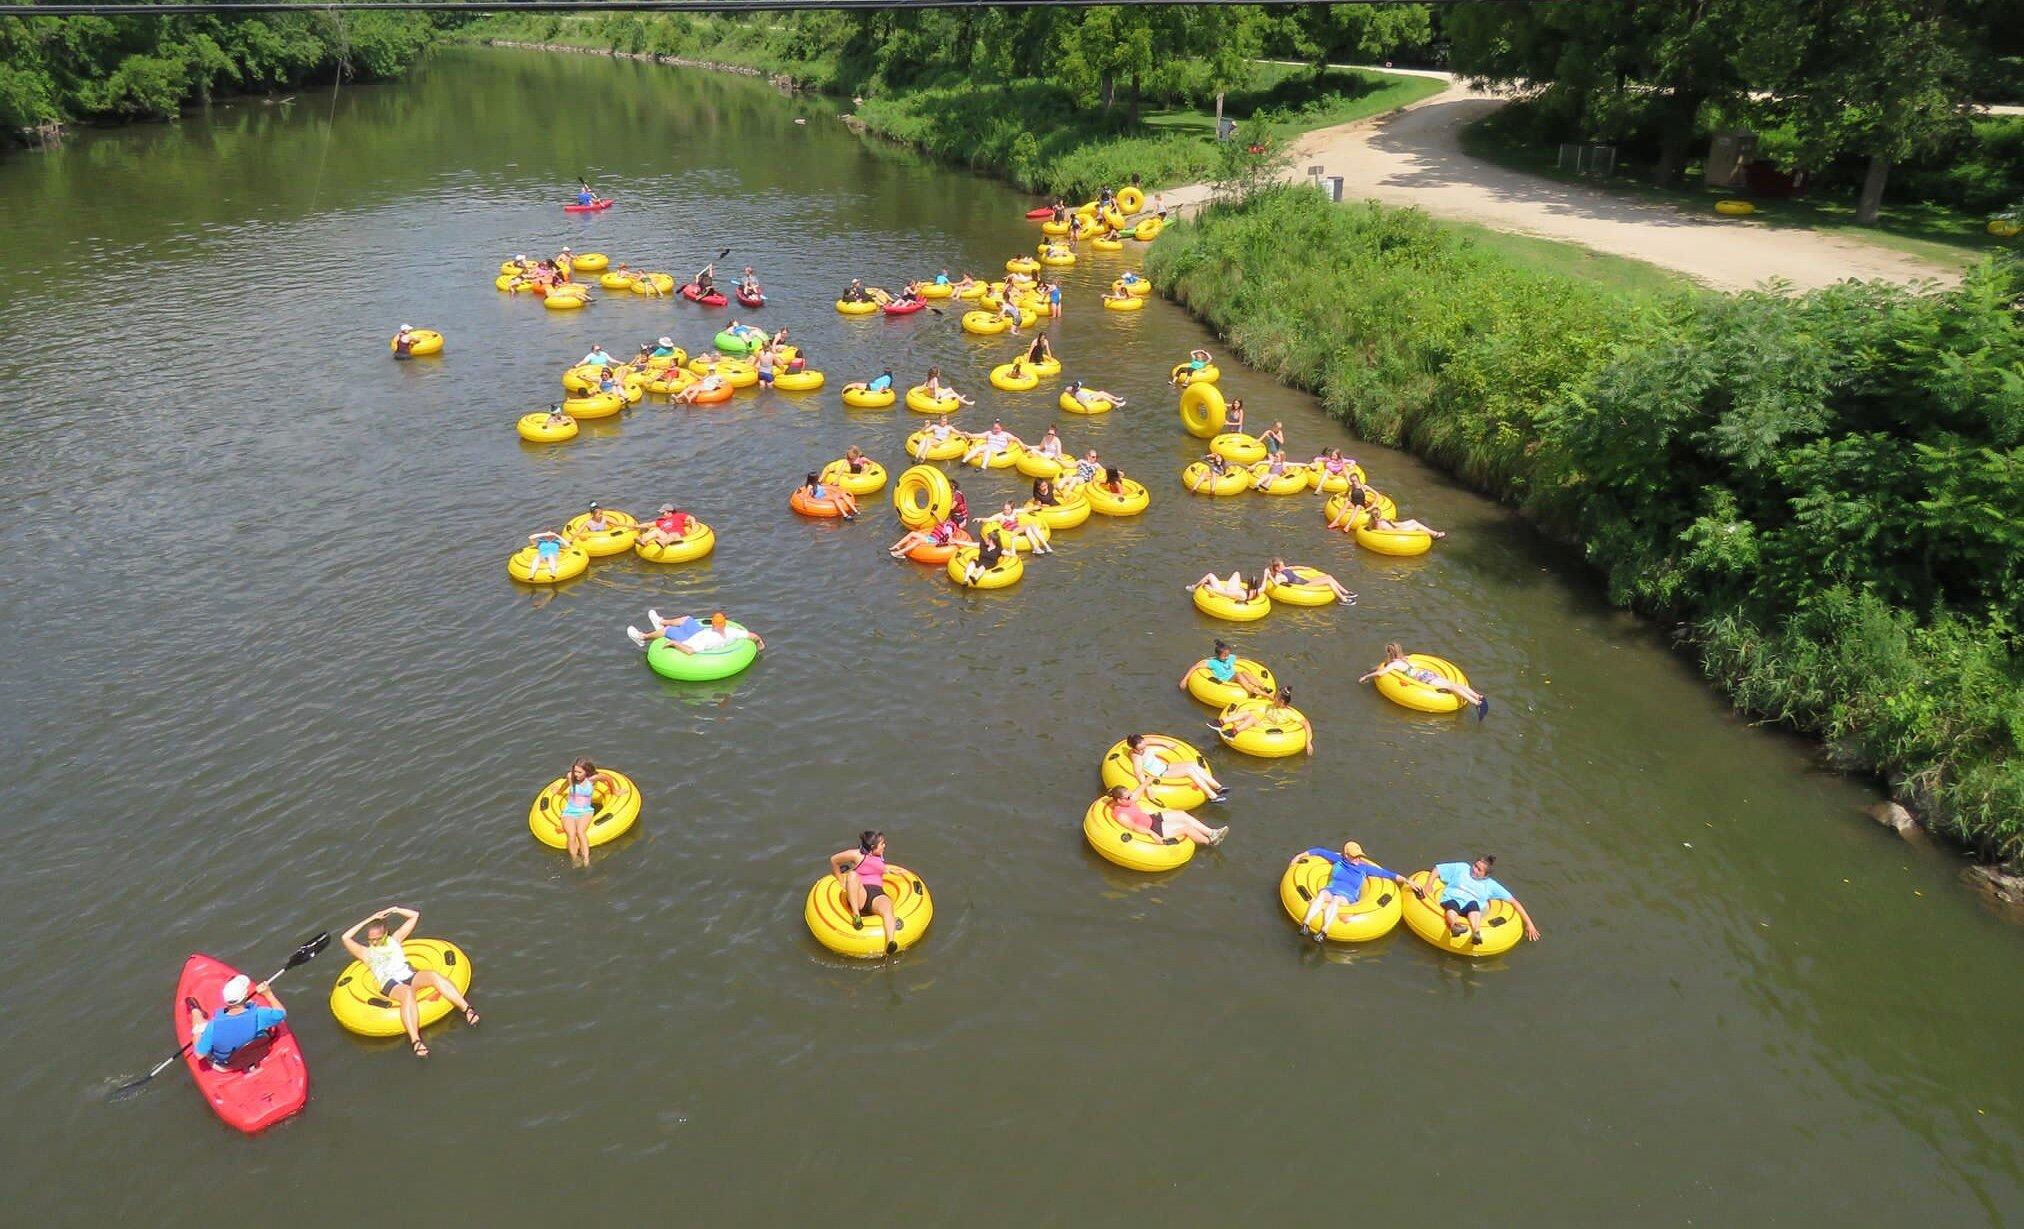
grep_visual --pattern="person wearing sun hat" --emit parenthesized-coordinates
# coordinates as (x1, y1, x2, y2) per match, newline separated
(186, 974, 288, 1069)
(1290, 841, 1420, 941)
(651, 335, 679, 360)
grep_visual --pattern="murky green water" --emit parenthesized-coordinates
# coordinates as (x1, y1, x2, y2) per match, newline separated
(1, 46, 2018, 1225)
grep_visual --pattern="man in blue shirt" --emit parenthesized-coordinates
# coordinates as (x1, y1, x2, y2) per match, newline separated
(1292, 841, 1420, 940)
(1432, 855, 1541, 945)
(188, 975, 288, 1069)
(1178, 640, 1273, 701)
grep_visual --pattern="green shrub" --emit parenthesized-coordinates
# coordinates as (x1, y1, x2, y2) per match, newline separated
(1151, 188, 2024, 858)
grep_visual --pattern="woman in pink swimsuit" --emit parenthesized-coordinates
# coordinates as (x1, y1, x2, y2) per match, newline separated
(828, 830, 902, 954)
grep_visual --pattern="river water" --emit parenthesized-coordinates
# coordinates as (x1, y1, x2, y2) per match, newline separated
(2, 46, 2018, 1225)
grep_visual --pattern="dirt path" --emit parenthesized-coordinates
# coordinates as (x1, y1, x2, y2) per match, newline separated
(1166, 77, 1961, 293)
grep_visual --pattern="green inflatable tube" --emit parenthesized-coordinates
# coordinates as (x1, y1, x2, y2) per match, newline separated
(713, 329, 758, 355)
(646, 621, 760, 682)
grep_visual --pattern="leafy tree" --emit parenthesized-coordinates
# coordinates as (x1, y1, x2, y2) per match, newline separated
(1448, 0, 1749, 185)
(1740, 0, 1978, 224)
(1268, 4, 1432, 76)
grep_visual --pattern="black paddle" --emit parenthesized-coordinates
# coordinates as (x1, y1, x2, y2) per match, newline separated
(111, 932, 331, 1100)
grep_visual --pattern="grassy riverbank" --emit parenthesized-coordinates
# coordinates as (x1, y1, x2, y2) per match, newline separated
(1148, 188, 2024, 861)
(465, 15, 1439, 199)
(1457, 109, 2022, 269)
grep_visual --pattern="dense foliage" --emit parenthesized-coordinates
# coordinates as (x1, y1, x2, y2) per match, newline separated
(1149, 187, 2024, 857)
(0, 4, 435, 139)
(469, 6, 1437, 196)
(1447, 0, 2024, 220)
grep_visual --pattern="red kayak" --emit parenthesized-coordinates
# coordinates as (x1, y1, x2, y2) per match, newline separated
(563, 198, 614, 213)
(883, 299, 926, 316)
(680, 283, 729, 308)
(175, 954, 308, 1135)
(735, 288, 766, 309)
(1024, 206, 1054, 219)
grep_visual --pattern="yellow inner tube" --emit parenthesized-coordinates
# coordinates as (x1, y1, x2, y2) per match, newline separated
(1098, 735, 1211, 810)
(904, 430, 966, 463)
(394, 329, 444, 356)
(946, 546, 1025, 589)
(1171, 362, 1220, 387)
(1103, 296, 1144, 312)
(634, 521, 716, 563)
(1060, 391, 1114, 415)
(773, 369, 826, 392)
(1041, 219, 1070, 236)
(961, 311, 1010, 335)
(964, 439, 1025, 470)
(1116, 186, 1146, 214)
(328, 939, 472, 1037)
(919, 281, 955, 298)
(1015, 449, 1070, 480)
(647, 368, 699, 396)
(1083, 796, 1195, 873)
(1184, 657, 1277, 708)
(905, 385, 961, 414)
(990, 364, 1040, 392)
(805, 866, 934, 958)
(508, 544, 589, 584)
(1280, 856, 1405, 943)
(981, 516, 1051, 553)
(1193, 584, 1271, 622)
(1092, 237, 1125, 251)
(1374, 654, 1471, 714)
(1355, 524, 1435, 556)
(1714, 199, 1756, 216)
(1182, 461, 1250, 496)
(1006, 257, 1040, 274)
(1266, 565, 1338, 606)
(822, 460, 889, 495)
(569, 252, 610, 272)
(543, 294, 586, 311)
(1400, 869, 1524, 957)
(1323, 489, 1399, 528)
(1084, 478, 1149, 516)
(599, 271, 637, 290)
(1210, 433, 1265, 464)
(835, 298, 879, 315)
(840, 385, 896, 409)
(1249, 463, 1309, 496)
(516, 413, 577, 444)
(565, 509, 639, 557)
(893, 465, 954, 527)
(1179, 382, 1225, 439)
(528, 770, 641, 850)
(633, 272, 676, 295)
(1307, 461, 1366, 494)
(1026, 491, 1090, 530)
(1217, 698, 1310, 757)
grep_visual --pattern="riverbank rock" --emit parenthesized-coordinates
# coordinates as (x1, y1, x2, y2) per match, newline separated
(1866, 801, 1919, 836)
(1966, 864, 2024, 910)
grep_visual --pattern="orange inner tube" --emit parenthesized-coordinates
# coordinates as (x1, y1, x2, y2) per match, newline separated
(906, 528, 975, 564)
(790, 488, 845, 518)
(687, 383, 734, 405)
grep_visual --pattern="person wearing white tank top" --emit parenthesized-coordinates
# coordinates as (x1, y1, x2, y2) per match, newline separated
(340, 906, 479, 1059)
